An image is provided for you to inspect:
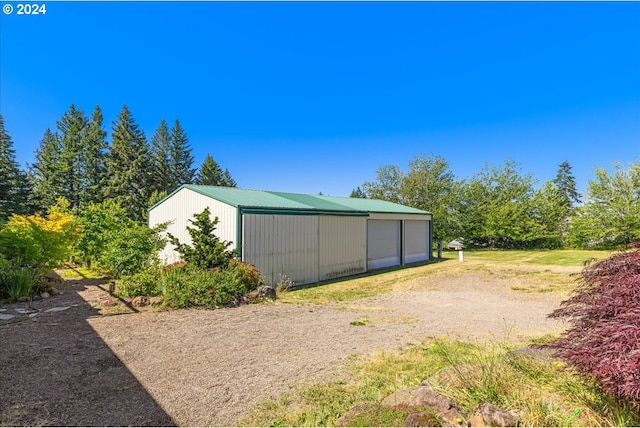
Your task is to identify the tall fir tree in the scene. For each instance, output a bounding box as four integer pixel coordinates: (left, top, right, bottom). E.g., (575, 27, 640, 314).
(81, 105, 108, 206)
(0, 115, 29, 221)
(150, 118, 173, 194)
(30, 128, 64, 211)
(56, 104, 89, 209)
(221, 168, 237, 187)
(195, 154, 224, 186)
(553, 161, 581, 215)
(169, 119, 195, 188)
(105, 105, 152, 222)
(349, 187, 367, 198)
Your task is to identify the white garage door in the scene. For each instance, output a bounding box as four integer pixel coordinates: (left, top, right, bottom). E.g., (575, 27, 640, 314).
(367, 220, 401, 269)
(404, 220, 429, 264)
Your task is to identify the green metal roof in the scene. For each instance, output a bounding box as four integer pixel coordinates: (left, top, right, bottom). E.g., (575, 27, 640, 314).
(173, 185, 431, 215)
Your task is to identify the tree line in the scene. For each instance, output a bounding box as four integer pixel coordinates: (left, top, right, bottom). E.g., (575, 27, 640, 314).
(0, 105, 237, 223)
(351, 154, 639, 250)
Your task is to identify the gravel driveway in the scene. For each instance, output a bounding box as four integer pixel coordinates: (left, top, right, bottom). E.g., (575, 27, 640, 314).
(0, 265, 569, 426)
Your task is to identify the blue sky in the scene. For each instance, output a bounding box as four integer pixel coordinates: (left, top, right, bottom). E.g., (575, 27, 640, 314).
(1, 1, 639, 197)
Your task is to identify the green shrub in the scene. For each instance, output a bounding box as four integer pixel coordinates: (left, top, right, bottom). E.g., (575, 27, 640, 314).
(161, 260, 262, 309)
(168, 207, 234, 270)
(118, 269, 162, 298)
(99, 222, 166, 278)
(0, 264, 35, 301)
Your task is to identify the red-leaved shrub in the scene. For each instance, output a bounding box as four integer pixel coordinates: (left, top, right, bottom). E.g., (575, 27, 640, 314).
(549, 249, 640, 409)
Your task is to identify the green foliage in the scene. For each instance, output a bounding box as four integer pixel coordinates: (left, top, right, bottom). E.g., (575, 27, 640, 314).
(568, 162, 640, 248)
(99, 221, 166, 278)
(74, 199, 130, 266)
(104, 104, 152, 223)
(0, 114, 29, 221)
(168, 207, 234, 269)
(118, 268, 162, 298)
(349, 186, 367, 198)
(161, 260, 261, 308)
(0, 198, 81, 267)
(195, 153, 237, 187)
(170, 119, 196, 187)
(553, 161, 581, 215)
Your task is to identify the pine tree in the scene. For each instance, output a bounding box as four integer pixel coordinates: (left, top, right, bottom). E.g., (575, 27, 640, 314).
(0, 115, 29, 221)
(553, 161, 581, 214)
(150, 118, 173, 194)
(195, 154, 224, 186)
(30, 128, 64, 211)
(82, 105, 108, 207)
(169, 119, 195, 188)
(105, 105, 152, 222)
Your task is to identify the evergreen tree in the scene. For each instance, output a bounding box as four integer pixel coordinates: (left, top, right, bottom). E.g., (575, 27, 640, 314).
(195, 154, 224, 186)
(0, 115, 29, 221)
(150, 118, 173, 194)
(169, 119, 195, 188)
(82, 105, 108, 206)
(349, 187, 367, 198)
(30, 128, 64, 211)
(105, 105, 152, 222)
(56, 104, 88, 209)
(553, 161, 581, 214)
(221, 168, 237, 187)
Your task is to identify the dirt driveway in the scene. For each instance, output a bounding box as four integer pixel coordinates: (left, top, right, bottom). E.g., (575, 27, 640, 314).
(0, 263, 570, 426)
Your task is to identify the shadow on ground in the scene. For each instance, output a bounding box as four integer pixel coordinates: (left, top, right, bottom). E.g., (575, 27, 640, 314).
(0, 273, 175, 426)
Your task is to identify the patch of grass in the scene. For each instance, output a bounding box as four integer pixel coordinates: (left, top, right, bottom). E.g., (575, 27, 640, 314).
(241, 337, 640, 427)
(350, 319, 369, 326)
(464, 250, 611, 267)
(58, 267, 107, 280)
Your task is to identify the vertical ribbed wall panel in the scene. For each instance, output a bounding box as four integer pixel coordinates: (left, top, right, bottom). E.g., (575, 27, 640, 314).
(319, 216, 367, 280)
(403, 220, 430, 264)
(242, 214, 319, 286)
(148, 188, 237, 264)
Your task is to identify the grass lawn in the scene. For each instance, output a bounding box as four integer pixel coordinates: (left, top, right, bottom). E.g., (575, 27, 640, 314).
(454, 249, 613, 266)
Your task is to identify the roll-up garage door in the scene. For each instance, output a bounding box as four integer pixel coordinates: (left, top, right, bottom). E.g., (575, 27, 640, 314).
(404, 220, 429, 264)
(367, 220, 401, 269)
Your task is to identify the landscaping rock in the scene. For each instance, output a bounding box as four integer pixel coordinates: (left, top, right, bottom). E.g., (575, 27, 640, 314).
(382, 386, 465, 426)
(150, 297, 163, 306)
(469, 403, 519, 427)
(131, 296, 150, 307)
(381, 386, 421, 406)
(0, 314, 15, 320)
(99, 297, 119, 307)
(257, 285, 276, 299)
(40, 292, 50, 299)
(404, 411, 440, 427)
(45, 306, 70, 313)
(335, 403, 373, 426)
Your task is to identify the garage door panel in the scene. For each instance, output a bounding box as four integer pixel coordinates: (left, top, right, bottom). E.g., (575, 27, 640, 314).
(367, 220, 401, 269)
(404, 220, 429, 264)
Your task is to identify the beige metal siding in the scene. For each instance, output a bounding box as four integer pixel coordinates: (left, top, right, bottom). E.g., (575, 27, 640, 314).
(367, 220, 402, 269)
(148, 188, 237, 264)
(319, 216, 367, 281)
(242, 214, 319, 286)
(404, 220, 429, 264)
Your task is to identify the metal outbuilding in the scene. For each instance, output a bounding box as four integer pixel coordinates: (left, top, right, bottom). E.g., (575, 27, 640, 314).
(149, 185, 433, 286)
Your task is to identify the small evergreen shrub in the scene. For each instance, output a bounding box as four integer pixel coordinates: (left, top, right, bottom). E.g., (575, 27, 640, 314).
(168, 207, 234, 270)
(549, 249, 640, 409)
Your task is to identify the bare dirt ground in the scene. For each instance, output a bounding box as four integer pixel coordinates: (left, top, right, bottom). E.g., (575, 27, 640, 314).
(0, 262, 572, 426)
